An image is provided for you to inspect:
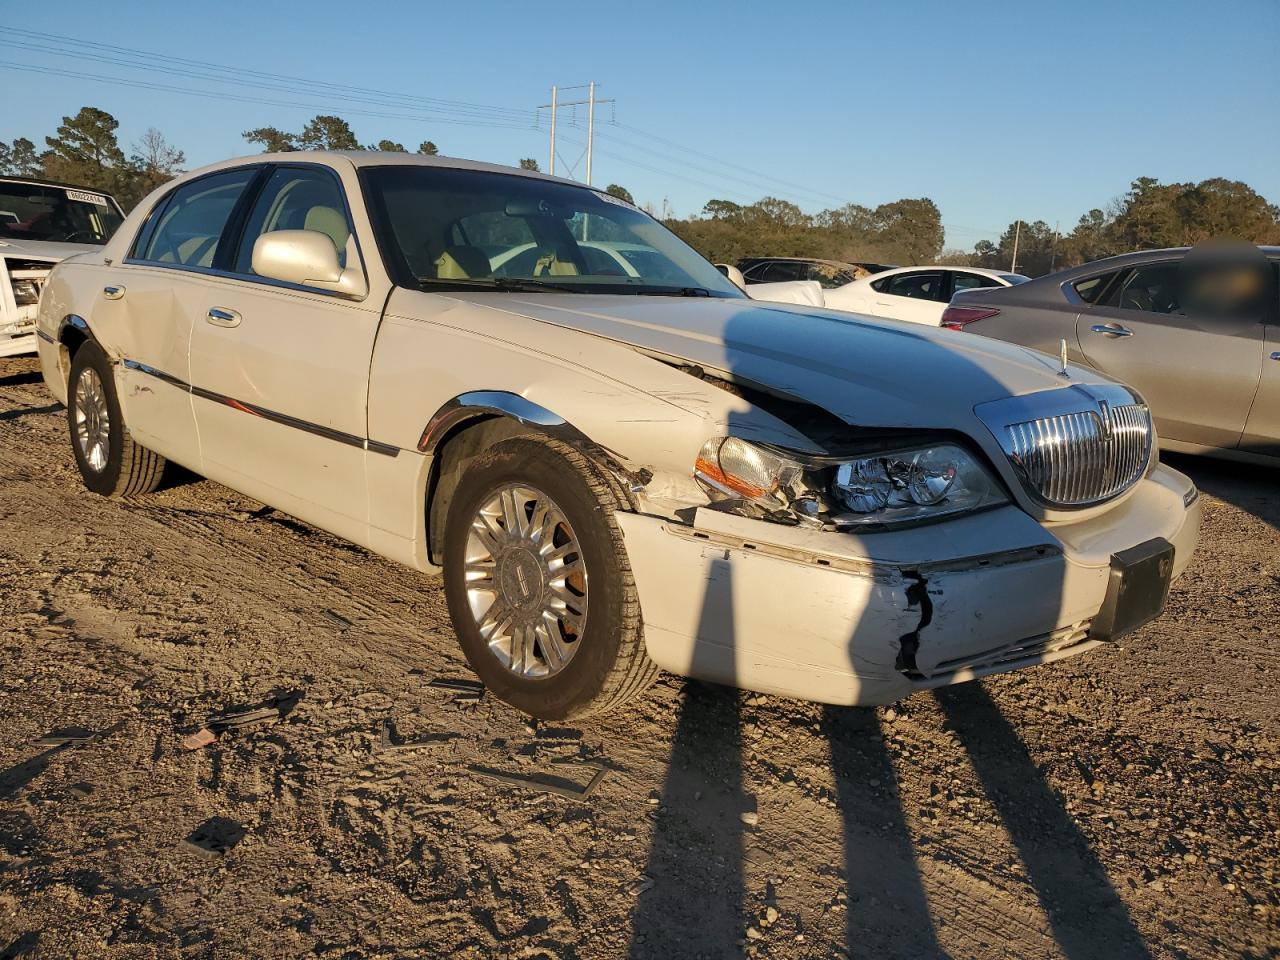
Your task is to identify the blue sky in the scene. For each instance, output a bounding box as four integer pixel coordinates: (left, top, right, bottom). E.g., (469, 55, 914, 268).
(2, 0, 1277, 248)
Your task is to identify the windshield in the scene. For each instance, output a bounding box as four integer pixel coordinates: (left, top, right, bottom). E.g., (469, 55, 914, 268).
(1001, 273, 1031, 285)
(362, 166, 743, 297)
(0, 181, 124, 245)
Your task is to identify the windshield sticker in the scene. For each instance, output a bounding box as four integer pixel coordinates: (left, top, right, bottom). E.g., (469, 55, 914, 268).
(594, 191, 639, 211)
(66, 189, 108, 206)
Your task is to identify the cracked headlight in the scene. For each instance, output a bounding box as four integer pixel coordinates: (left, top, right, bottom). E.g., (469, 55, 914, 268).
(694, 437, 1006, 529)
(830, 444, 1007, 526)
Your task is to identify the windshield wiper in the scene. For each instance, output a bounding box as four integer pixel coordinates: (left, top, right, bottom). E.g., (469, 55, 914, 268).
(416, 276, 584, 294)
(631, 286, 714, 297)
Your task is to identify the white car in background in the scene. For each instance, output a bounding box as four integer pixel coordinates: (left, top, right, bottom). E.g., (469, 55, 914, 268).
(824, 265, 1030, 326)
(0, 177, 125, 357)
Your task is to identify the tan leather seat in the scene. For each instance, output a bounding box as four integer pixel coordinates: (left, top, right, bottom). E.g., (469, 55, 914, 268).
(160, 235, 217, 266)
(534, 250, 579, 276)
(304, 206, 350, 264)
(435, 245, 492, 279)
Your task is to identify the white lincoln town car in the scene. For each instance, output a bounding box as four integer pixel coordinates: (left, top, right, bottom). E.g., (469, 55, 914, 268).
(36, 153, 1201, 719)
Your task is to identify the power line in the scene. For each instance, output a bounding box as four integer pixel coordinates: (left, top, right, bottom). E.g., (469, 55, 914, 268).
(612, 120, 852, 207)
(1, 28, 1005, 243)
(0, 62, 537, 132)
(0, 28, 534, 122)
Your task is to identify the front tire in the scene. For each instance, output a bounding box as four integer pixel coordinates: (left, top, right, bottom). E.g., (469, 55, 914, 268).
(442, 436, 657, 719)
(67, 341, 166, 497)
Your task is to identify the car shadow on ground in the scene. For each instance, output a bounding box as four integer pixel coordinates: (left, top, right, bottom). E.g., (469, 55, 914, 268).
(0, 402, 61, 422)
(1163, 452, 1279, 533)
(0, 366, 43, 388)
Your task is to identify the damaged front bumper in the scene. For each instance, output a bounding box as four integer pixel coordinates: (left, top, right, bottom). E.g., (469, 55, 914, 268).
(616, 464, 1201, 706)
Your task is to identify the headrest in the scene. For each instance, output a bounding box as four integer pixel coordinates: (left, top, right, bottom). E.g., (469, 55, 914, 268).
(304, 206, 350, 258)
(435, 245, 492, 279)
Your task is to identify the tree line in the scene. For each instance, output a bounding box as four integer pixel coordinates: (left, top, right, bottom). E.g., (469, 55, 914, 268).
(0, 106, 551, 211)
(670, 177, 1280, 275)
(4, 106, 1276, 275)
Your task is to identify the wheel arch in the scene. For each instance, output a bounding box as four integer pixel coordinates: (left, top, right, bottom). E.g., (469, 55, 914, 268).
(420, 391, 636, 565)
(52, 314, 95, 389)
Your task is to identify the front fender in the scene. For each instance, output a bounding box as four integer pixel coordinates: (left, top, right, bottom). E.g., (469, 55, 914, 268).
(367, 289, 821, 475)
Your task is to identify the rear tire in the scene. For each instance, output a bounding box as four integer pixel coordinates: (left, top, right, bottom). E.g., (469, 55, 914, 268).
(67, 341, 166, 497)
(442, 436, 658, 719)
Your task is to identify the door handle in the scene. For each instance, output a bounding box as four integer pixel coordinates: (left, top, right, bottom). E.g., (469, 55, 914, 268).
(1089, 323, 1133, 338)
(103, 285, 125, 300)
(206, 307, 241, 328)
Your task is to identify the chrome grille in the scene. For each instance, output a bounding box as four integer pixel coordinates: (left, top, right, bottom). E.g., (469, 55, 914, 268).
(976, 384, 1153, 509)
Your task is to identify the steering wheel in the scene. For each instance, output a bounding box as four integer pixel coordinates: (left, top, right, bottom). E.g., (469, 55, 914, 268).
(62, 230, 99, 244)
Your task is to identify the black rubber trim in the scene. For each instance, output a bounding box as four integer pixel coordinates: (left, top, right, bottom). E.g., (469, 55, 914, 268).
(120, 359, 399, 457)
(36, 329, 55, 344)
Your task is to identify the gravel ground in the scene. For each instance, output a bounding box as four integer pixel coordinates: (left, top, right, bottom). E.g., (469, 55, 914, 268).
(0, 352, 1276, 960)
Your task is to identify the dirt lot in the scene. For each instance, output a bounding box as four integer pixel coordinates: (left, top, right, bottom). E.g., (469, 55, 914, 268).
(0, 352, 1276, 960)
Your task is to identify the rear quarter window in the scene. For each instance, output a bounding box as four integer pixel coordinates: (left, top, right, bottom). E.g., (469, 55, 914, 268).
(1071, 272, 1116, 304)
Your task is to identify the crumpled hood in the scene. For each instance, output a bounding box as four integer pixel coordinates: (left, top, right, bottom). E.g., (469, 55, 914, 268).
(0, 238, 102, 263)
(460, 293, 1112, 430)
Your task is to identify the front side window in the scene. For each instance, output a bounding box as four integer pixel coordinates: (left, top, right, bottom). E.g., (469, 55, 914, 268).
(0, 180, 123, 245)
(1113, 262, 1181, 315)
(234, 167, 353, 275)
(362, 166, 742, 297)
(140, 169, 257, 267)
(875, 271, 944, 300)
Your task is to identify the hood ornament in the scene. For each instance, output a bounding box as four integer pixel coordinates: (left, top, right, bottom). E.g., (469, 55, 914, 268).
(1058, 338, 1070, 378)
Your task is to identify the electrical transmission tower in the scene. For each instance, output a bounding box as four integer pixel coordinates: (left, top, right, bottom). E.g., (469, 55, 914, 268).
(537, 82, 615, 184)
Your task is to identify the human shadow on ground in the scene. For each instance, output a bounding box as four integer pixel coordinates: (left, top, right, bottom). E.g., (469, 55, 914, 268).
(936, 683, 1152, 959)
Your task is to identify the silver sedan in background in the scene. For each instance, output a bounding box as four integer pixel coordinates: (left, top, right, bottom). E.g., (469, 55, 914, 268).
(944, 246, 1280, 465)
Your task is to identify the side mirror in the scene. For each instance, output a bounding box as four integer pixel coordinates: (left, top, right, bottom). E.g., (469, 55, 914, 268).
(716, 263, 747, 290)
(251, 230, 367, 297)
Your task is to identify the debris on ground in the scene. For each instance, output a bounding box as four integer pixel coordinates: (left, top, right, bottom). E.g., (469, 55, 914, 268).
(376, 717, 459, 753)
(467, 758, 609, 801)
(180, 691, 303, 750)
(181, 817, 247, 860)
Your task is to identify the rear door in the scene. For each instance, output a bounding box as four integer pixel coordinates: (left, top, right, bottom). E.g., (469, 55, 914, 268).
(109, 166, 262, 467)
(1240, 264, 1280, 458)
(1078, 259, 1264, 447)
(185, 163, 382, 540)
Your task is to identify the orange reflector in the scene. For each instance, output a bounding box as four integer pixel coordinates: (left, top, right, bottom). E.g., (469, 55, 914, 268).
(695, 456, 768, 500)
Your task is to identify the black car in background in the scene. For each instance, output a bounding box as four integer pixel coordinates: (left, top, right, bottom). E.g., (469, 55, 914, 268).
(736, 256, 894, 288)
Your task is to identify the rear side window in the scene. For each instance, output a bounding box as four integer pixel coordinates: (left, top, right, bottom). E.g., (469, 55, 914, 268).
(1071, 272, 1114, 304)
(234, 167, 352, 275)
(952, 272, 1001, 293)
(761, 261, 806, 282)
(139, 169, 258, 268)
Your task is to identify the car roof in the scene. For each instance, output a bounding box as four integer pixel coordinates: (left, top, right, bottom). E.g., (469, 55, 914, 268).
(0, 175, 121, 199)
(868, 265, 1017, 279)
(740, 256, 858, 267)
(1053, 245, 1280, 279)
(182, 150, 589, 190)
